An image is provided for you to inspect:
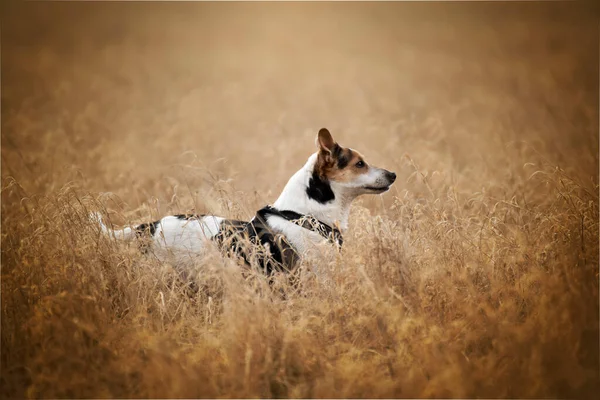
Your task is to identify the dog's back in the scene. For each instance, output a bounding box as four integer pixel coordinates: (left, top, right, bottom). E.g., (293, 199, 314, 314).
(94, 212, 299, 274)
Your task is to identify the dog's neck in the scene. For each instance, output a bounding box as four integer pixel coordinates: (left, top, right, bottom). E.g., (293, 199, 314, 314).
(273, 153, 354, 231)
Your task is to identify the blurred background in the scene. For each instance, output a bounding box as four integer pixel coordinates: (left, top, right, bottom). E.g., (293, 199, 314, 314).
(2, 2, 599, 398)
(2, 1, 598, 212)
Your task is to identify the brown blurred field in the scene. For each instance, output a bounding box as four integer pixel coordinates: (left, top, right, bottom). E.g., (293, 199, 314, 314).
(1, 1, 599, 398)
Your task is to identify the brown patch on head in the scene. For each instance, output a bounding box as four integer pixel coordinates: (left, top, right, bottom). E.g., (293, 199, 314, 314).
(314, 128, 370, 183)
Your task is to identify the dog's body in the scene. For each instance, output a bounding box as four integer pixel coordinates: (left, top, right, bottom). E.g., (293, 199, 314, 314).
(94, 128, 396, 273)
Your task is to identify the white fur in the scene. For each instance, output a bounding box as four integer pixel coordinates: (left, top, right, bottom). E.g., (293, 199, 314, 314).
(91, 212, 136, 240)
(93, 212, 224, 264)
(150, 216, 224, 264)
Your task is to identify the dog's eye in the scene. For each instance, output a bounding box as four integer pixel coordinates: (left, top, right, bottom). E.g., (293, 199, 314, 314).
(355, 160, 365, 168)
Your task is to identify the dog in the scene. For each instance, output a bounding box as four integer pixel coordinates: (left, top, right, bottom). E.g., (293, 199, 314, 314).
(92, 128, 396, 275)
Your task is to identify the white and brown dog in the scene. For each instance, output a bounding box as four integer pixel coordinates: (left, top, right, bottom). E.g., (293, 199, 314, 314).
(92, 128, 396, 274)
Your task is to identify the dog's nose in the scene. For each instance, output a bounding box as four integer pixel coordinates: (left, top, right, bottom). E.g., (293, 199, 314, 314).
(387, 171, 397, 183)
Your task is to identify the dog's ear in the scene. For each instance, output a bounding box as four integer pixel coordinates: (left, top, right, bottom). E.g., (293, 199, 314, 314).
(316, 128, 336, 154)
(315, 128, 340, 177)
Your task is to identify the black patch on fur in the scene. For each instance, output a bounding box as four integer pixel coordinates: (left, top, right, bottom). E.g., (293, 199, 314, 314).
(331, 143, 342, 158)
(134, 220, 160, 254)
(135, 220, 160, 237)
(329, 144, 349, 169)
(306, 171, 335, 203)
(337, 152, 349, 169)
(174, 213, 204, 220)
(212, 217, 296, 276)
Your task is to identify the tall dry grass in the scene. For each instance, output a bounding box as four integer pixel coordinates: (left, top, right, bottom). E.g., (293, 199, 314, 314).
(1, 1, 599, 398)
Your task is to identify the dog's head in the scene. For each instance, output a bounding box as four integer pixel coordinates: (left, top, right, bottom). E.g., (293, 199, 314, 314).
(308, 128, 396, 202)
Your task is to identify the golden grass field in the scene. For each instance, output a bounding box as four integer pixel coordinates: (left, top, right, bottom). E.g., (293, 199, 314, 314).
(2, 1, 599, 398)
